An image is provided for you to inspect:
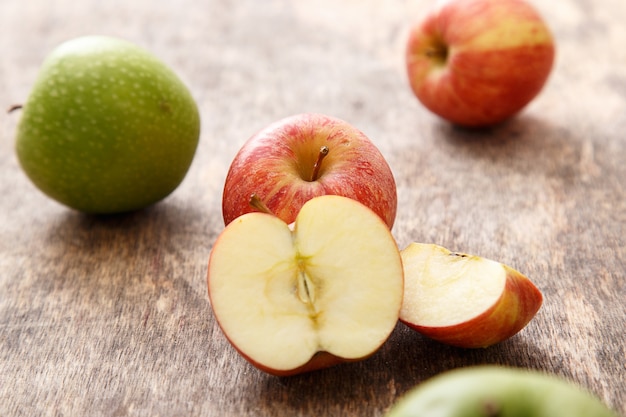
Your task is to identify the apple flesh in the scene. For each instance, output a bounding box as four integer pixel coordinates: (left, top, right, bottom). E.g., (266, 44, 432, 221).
(385, 366, 618, 417)
(15, 36, 200, 213)
(207, 195, 404, 376)
(400, 243, 542, 348)
(221, 113, 397, 229)
(406, 0, 555, 127)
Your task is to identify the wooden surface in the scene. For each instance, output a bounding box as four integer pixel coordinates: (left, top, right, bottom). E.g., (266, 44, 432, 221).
(1, 1, 625, 416)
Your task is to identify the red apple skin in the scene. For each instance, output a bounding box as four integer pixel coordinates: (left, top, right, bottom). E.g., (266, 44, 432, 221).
(402, 265, 543, 348)
(226, 347, 365, 377)
(406, 0, 555, 127)
(251, 352, 345, 378)
(222, 113, 397, 228)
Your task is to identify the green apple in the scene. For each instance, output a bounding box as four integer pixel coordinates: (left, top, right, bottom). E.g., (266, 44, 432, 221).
(14, 36, 200, 213)
(385, 366, 618, 417)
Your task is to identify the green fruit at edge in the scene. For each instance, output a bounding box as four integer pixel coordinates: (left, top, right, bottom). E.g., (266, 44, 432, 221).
(15, 36, 201, 214)
(385, 366, 618, 417)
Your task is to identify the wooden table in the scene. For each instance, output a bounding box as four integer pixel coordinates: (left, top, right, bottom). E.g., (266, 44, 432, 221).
(1, 0, 624, 416)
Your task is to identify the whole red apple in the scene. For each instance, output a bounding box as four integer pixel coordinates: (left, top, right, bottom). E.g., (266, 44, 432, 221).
(405, 0, 556, 127)
(222, 113, 397, 228)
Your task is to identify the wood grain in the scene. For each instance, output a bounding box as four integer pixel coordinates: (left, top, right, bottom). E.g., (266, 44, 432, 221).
(1, 0, 625, 416)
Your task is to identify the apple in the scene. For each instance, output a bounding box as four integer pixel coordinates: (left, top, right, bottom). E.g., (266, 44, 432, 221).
(207, 195, 404, 376)
(14, 36, 200, 213)
(385, 366, 618, 417)
(399, 243, 542, 348)
(221, 113, 397, 229)
(405, 0, 555, 127)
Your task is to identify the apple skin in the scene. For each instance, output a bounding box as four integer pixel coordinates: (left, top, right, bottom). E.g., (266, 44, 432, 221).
(385, 366, 618, 417)
(400, 246, 543, 349)
(221, 113, 397, 229)
(228, 349, 351, 378)
(405, 0, 555, 127)
(15, 36, 200, 213)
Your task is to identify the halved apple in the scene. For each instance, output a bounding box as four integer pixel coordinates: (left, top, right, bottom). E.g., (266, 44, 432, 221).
(207, 195, 404, 376)
(400, 243, 542, 348)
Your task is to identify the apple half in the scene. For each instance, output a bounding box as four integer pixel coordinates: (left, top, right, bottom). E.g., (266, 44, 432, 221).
(400, 243, 542, 348)
(207, 195, 404, 376)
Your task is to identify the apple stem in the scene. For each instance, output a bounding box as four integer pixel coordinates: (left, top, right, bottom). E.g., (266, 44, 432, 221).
(309, 146, 329, 182)
(483, 401, 501, 417)
(7, 104, 23, 114)
(424, 43, 448, 65)
(249, 193, 273, 215)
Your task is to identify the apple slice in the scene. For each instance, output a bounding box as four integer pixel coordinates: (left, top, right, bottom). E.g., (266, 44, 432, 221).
(207, 195, 404, 376)
(400, 243, 542, 348)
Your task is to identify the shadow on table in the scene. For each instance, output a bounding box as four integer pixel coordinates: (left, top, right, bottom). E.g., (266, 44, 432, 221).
(249, 322, 552, 415)
(448, 114, 585, 181)
(394, 113, 587, 188)
(37, 199, 215, 305)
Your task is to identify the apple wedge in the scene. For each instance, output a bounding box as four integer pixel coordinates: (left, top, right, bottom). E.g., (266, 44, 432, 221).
(400, 243, 542, 348)
(207, 195, 404, 376)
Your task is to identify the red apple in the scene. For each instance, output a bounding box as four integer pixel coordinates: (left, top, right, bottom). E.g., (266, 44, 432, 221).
(222, 113, 397, 229)
(400, 243, 542, 348)
(405, 0, 556, 127)
(207, 195, 404, 376)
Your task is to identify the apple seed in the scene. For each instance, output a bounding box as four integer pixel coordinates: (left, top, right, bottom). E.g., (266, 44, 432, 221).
(296, 267, 317, 307)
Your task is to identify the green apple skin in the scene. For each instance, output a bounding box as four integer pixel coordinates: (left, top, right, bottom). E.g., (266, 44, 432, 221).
(15, 36, 200, 214)
(386, 366, 617, 417)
